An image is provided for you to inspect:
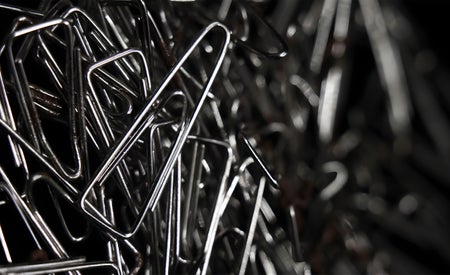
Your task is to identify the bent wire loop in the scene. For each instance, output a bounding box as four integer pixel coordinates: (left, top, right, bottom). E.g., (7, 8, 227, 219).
(79, 21, 231, 239)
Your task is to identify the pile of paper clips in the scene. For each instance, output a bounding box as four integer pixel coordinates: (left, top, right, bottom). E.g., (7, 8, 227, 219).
(1, 0, 450, 274)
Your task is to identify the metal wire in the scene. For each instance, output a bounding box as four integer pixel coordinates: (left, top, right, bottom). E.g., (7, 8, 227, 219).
(1, 0, 450, 274)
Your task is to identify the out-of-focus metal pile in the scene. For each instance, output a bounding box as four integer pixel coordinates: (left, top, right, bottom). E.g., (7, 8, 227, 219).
(1, 0, 450, 274)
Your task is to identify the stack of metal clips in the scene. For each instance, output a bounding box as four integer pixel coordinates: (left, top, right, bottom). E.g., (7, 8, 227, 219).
(1, 0, 450, 274)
